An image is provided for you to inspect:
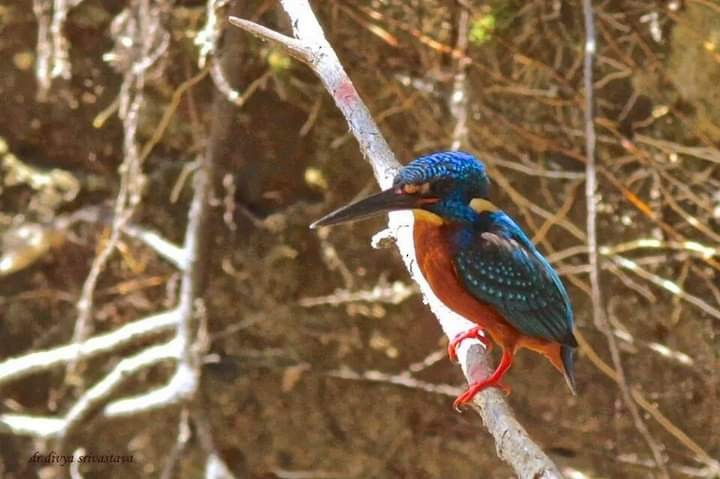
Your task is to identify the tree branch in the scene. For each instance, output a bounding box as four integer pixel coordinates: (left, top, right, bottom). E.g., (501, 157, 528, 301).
(230, 2, 562, 477)
(123, 225, 187, 270)
(0, 309, 178, 388)
(0, 337, 180, 438)
(227, 17, 312, 63)
(0, 150, 210, 435)
(101, 150, 211, 418)
(581, 2, 669, 477)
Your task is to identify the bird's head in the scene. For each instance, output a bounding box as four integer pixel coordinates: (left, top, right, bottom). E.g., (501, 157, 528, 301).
(311, 151, 492, 228)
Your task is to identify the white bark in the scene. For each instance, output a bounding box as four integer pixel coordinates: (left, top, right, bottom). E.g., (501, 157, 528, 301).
(0, 310, 178, 387)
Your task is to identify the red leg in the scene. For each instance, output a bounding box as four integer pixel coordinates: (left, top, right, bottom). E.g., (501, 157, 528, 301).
(447, 326, 493, 363)
(453, 348, 513, 411)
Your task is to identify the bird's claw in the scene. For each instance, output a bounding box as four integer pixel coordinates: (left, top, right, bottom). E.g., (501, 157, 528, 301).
(452, 382, 511, 412)
(447, 326, 493, 363)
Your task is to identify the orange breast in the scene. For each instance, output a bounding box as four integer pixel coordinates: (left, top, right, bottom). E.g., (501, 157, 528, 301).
(412, 211, 566, 367)
(412, 212, 518, 346)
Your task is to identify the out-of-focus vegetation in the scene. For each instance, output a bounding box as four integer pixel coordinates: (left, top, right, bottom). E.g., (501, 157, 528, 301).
(469, 8, 497, 46)
(0, 0, 718, 478)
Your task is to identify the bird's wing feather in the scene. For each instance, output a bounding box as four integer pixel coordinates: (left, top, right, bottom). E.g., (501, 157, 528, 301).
(452, 214, 576, 346)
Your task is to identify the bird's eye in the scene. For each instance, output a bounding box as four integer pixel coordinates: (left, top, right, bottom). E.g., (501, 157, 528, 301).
(402, 182, 430, 195)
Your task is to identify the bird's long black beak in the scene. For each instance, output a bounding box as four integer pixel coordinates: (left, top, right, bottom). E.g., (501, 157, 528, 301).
(310, 188, 426, 228)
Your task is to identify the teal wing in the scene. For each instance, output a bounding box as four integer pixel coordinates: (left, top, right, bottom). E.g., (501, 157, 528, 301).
(452, 213, 576, 346)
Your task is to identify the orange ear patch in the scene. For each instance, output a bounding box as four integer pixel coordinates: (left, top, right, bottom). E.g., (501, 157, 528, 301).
(403, 182, 431, 195)
(469, 198, 498, 213)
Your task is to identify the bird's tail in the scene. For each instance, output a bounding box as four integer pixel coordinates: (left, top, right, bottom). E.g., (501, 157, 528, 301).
(537, 341, 577, 395)
(561, 344, 577, 395)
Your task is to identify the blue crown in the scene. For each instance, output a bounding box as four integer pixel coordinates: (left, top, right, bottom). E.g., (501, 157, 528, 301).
(394, 151, 490, 198)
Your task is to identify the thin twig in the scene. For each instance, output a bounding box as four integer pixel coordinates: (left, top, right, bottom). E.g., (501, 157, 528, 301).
(328, 367, 462, 397)
(159, 409, 192, 479)
(298, 280, 417, 307)
(581, 2, 669, 477)
(71, 0, 168, 354)
(123, 225, 187, 269)
(33, 0, 53, 100)
(102, 153, 209, 417)
(574, 330, 720, 475)
(449, 6, 470, 150)
(609, 254, 720, 321)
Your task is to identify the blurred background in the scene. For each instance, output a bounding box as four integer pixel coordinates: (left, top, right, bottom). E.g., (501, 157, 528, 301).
(0, 0, 718, 477)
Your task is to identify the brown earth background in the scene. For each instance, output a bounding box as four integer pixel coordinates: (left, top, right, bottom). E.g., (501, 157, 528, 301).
(0, 0, 719, 478)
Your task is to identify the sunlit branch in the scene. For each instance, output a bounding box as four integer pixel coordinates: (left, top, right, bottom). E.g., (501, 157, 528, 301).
(581, 2, 669, 477)
(0, 310, 178, 388)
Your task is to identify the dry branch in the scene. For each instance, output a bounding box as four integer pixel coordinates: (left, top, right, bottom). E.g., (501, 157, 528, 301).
(0, 156, 209, 437)
(101, 151, 210, 418)
(1, 1, 226, 476)
(72, 0, 170, 348)
(0, 309, 178, 388)
(0, 337, 180, 438)
(230, 2, 563, 477)
(581, 2, 669, 477)
(123, 225, 187, 269)
(32, 0, 83, 100)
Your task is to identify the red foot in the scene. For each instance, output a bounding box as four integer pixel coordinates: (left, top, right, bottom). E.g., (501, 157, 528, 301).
(453, 349, 513, 412)
(448, 326, 493, 363)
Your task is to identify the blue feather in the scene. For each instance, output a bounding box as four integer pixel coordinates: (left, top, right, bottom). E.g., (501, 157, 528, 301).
(452, 211, 576, 346)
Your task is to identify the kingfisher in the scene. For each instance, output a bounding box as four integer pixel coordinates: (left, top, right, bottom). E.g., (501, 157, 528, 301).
(311, 151, 577, 409)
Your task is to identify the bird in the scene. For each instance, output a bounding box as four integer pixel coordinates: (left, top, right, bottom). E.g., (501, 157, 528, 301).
(310, 151, 577, 410)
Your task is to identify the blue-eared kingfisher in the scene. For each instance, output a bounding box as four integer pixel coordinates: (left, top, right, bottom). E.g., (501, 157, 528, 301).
(311, 151, 577, 409)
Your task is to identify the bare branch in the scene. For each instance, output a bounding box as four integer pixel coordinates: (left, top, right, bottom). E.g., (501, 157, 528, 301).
(230, 2, 563, 477)
(33, 0, 53, 100)
(609, 254, 720, 320)
(103, 360, 195, 417)
(49, 0, 81, 80)
(0, 414, 65, 439)
(160, 408, 192, 479)
(0, 136, 210, 436)
(32, 0, 83, 100)
(123, 225, 187, 270)
(0, 337, 180, 438)
(195, 0, 227, 69)
(72, 1, 168, 346)
(227, 17, 312, 62)
(0, 309, 178, 387)
(449, 7, 470, 150)
(103, 150, 211, 416)
(581, 2, 669, 477)
(204, 453, 237, 479)
(298, 280, 417, 307)
(194, 406, 238, 479)
(61, 338, 182, 435)
(328, 367, 462, 397)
